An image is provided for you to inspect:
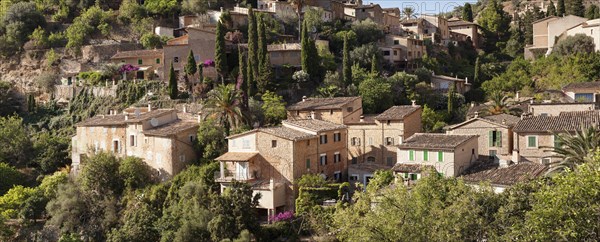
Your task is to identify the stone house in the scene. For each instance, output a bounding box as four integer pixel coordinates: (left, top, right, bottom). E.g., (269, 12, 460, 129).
(447, 17, 481, 49)
(562, 81, 600, 103)
(528, 102, 595, 116)
(71, 107, 199, 180)
(446, 113, 520, 161)
(461, 161, 547, 193)
(524, 15, 587, 59)
(379, 34, 426, 69)
(239, 43, 302, 67)
(561, 19, 600, 52)
(401, 15, 450, 44)
(344, 3, 383, 24)
(382, 7, 401, 34)
(286, 96, 364, 124)
(512, 111, 600, 164)
(346, 105, 422, 167)
(110, 49, 163, 80)
(394, 133, 479, 182)
(162, 27, 232, 82)
(430, 74, 471, 94)
(215, 118, 347, 215)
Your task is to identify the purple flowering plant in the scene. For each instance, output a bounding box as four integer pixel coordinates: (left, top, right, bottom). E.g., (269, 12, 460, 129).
(269, 211, 294, 222)
(119, 64, 139, 73)
(203, 59, 215, 67)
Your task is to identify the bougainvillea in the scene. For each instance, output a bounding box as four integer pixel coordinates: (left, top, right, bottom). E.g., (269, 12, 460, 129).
(203, 59, 215, 67)
(269, 211, 294, 222)
(119, 64, 139, 73)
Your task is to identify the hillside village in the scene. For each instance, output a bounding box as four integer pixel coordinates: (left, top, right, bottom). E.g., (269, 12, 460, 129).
(3, 0, 600, 241)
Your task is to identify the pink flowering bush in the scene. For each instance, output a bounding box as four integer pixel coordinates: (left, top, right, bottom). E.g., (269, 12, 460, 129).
(119, 64, 139, 73)
(270, 211, 294, 222)
(203, 59, 215, 67)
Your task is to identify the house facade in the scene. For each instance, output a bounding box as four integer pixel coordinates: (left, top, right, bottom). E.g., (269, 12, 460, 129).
(215, 119, 347, 216)
(562, 81, 600, 103)
(448, 17, 481, 48)
(71, 108, 199, 180)
(430, 74, 471, 94)
(524, 15, 587, 59)
(446, 113, 520, 161)
(528, 102, 596, 116)
(287, 96, 364, 124)
(562, 19, 600, 52)
(395, 133, 479, 182)
(110, 49, 163, 80)
(379, 34, 425, 69)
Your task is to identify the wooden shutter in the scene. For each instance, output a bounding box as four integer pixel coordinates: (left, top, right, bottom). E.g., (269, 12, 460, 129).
(497, 131, 502, 147)
(489, 131, 494, 147)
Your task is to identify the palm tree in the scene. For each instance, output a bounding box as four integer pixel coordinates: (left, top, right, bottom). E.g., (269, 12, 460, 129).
(205, 84, 244, 134)
(481, 91, 523, 116)
(403, 7, 416, 19)
(547, 125, 600, 174)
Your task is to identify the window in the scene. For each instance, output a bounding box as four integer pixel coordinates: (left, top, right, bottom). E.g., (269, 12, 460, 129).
(394, 40, 399, 45)
(424, 150, 429, 161)
(351, 157, 357, 164)
(368, 137, 373, 145)
(387, 120, 391, 125)
(554, 134, 561, 148)
(385, 137, 394, 146)
(320, 135, 328, 144)
(130, 135, 136, 147)
(350, 174, 359, 181)
(367, 156, 375, 163)
(138, 59, 143, 65)
(394, 50, 398, 55)
(174, 57, 179, 63)
(156, 58, 160, 64)
(540, 113, 548, 117)
(189, 135, 195, 143)
(334, 171, 342, 182)
(271, 140, 277, 148)
(334, 152, 341, 163)
(320, 154, 327, 165)
(386, 157, 394, 166)
(541, 158, 551, 165)
(334, 132, 341, 142)
(489, 131, 502, 147)
(307, 140, 310, 146)
(409, 173, 418, 181)
(330, 109, 334, 115)
(179, 154, 186, 162)
(383, 51, 390, 56)
(574, 93, 594, 102)
(347, 107, 353, 112)
(306, 159, 311, 169)
(409, 150, 415, 161)
(144, 138, 148, 144)
(113, 140, 120, 153)
(527, 136, 538, 148)
(351, 137, 361, 146)
(438, 151, 443, 162)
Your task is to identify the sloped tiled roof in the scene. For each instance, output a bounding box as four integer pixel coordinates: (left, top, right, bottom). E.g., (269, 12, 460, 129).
(562, 81, 600, 91)
(374, 105, 421, 120)
(215, 152, 259, 161)
(282, 119, 346, 132)
(345, 114, 377, 125)
(76, 109, 175, 127)
(448, 19, 477, 27)
(481, 114, 521, 126)
(260, 126, 316, 141)
(461, 162, 547, 186)
(513, 114, 600, 132)
(287, 97, 360, 111)
(398, 133, 477, 151)
(559, 110, 600, 118)
(392, 163, 435, 173)
(143, 120, 198, 137)
(111, 49, 163, 59)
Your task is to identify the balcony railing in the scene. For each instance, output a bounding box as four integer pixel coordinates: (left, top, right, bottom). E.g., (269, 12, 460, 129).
(214, 171, 255, 182)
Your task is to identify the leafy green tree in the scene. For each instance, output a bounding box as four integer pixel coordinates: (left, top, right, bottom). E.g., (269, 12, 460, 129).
(32, 132, 70, 173)
(65, 6, 111, 55)
(557, 0, 565, 16)
(477, 0, 511, 52)
(168, 62, 178, 99)
(247, 6, 258, 96)
(370, 54, 378, 75)
(106, 200, 160, 242)
(342, 33, 352, 87)
(209, 181, 260, 241)
(350, 43, 381, 70)
(181, 0, 215, 15)
(144, 0, 177, 16)
(462, 3, 473, 22)
(0, 116, 30, 167)
(0, 185, 37, 219)
(118, 0, 147, 23)
(0, 162, 22, 195)
(504, 24, 524, 57)
(196, 118, 227, 160)
(215, 19, 227, 84)
(358, 76, 393, 114)
(79, 152, 123, 196)
(547, 0, 557, 16)
(585, 5, 600, 19)
(0, 81, 21, 116)
(261, 91, 286, 125)
(140, 33, 163, 49)
(351, 19, 385, 46)
(552, 34, 595, 56)
(570, 0, 585, 17)
(422, 105, 447, 132)
(205, 84, 243, 133)
(303, 7, 324, 32)
(119, 156, 155, 190)
(2, 2, 46, 43)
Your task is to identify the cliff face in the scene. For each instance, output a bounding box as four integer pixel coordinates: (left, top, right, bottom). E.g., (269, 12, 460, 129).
(0, 42, 141, 95)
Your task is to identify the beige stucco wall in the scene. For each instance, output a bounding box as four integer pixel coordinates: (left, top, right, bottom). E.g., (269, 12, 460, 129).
(286, 97, 363, 124)
(446, 119, 512, 158)
(565, 23, 600, 52)
(448, 24, 480, 48)
(514, 132, 558, 164)
(270, 50, 301, 66)
(529, 103, 595, 116)
(163, 29, 219, 82)
(547, 15, 587, 50)
(112, 55, 163, 80)
(532, 18, 554, 47)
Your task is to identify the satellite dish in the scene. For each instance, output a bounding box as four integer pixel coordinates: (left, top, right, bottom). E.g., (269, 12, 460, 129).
(150, 118, 159, 127)
(134, 109, 141, 118)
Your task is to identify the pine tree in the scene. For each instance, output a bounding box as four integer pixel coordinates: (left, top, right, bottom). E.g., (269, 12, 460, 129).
(168, 62, 178, 99)
(247, 5, 258, 96)
(557, 0, 565, 16)
(215, 19, 227, 84)
(370, 54, 377, 75)
(447, 84, 455, 116)
(473, 57, 481, 87)
(462, 3, 473, 22)
(342, 33, 352, 87)
(571, 0, 585, 17)
(547, 0, 557, 16)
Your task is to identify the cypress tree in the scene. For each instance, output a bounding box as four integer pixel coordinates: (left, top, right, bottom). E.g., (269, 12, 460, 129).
(547, 0, 557, 16)
(247, 5, 258, 96)
(462, 3, 473, 22)
(198, 64, 204, 83)
(447, 84, 455, 116)
(301, 19, 310, 76)
(571, 0, 585, 17)
(370, 54, 377, 75)
(257, 14, 267, 73)
(184, 50, 197, 77)
(238, 46, 248, 99)
(168, 62, 178, 99)
(557, 0, 565, 16)
(257, 15, 271, 94)
(342, 33, 351, 87)
(27, 94, 35, 112)
(258, 51, 273, 94)
(215, 19, 227, 84)
(474, 57, 481, 87)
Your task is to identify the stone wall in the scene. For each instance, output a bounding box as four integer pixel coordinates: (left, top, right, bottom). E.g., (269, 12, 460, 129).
(54, 85, 118, 101)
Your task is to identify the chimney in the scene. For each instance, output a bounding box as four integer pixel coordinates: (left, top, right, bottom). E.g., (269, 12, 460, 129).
(310, 111, 316, 119)
(499, 159, 511, 168)
(411, 100, 416, 107)
(125, 114, 129, 121)
(465, 77, 468, 84)
(470, 102, 475, 108)
(474, 111, 479, 118)
(516, 91, 520, 100)
(148, 103, 152, 112)
(183, 105, 188, 113)
(359, 115, 364, 122)
(398, 136, 403, 144)
(502, 119, 506, 125)
(302, 96, 307, 102)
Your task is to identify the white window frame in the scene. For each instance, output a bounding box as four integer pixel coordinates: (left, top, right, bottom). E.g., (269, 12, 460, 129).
(334, 152, 340, 163)
(320, 153, 327, 166)
(130, 135, 136, 147)
(527, 135, 538, 148)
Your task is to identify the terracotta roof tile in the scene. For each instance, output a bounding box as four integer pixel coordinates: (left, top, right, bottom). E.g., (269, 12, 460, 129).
(481, 114, 521, 126)
(287, 97, 360, 111)
(282, 119, 346, 132)
(562, 81, 600, 91)
(374, 105, 421, 120)
(143, 120, 198, 137)
(398, 133, 477, 151)
(215, 152, 259, 161)
(345, 114, 378, 125)
(448, 19, 477, 27)
(513, 113, 600, 132)
(76, 109, 176, 127)
(111, 49, 163, 59)
(259, 126, 316, 140)
(461, 162, 547, 186)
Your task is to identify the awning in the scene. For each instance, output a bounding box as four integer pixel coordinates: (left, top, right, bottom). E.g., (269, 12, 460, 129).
(215, 152, 259, 161)
(138, 66, 151, 71)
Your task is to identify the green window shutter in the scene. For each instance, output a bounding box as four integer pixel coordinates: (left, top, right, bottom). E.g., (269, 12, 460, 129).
(409, 150, 414, 161)
(138, 59, 143, 65)
(424, 150, 428, 161)
(156, 58, 160, 64)
(306, 159, 310, 169)
(554, 134, 561, 148)
(497, 131, 502, 147)
(438, 151, 443, 162)
(528, 136, 536, 147)
(489, 130, 493, 147)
